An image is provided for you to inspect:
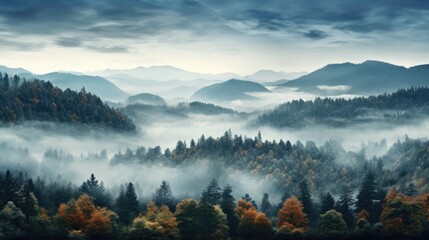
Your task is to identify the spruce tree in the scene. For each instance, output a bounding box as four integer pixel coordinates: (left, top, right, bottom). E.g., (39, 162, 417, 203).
(298, 180, 313, 224)
(320, 192, 335, 214)
(337, 185, 355, 229)
(220, 185, 239, 236)
(201, 179, 221, 205)
(260, 193, 272, 217)
(115, 183, 139, 224)
(355, 172, 376, 214)
(153, 180, 175, 210)
(0, 170, 19, 206)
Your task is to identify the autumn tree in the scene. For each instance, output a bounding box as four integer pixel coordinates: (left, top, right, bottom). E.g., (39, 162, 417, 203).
(277, 196, 308, 233)
(242, 193, 257, 209)
(58, 194, 117, 238)
(236, 198, 272, 238)
(379, 189, 428, 238)
(129, 201, 180, 240)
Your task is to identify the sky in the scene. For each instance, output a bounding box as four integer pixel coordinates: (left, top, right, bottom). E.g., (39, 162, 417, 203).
(0, 0, 428, 75)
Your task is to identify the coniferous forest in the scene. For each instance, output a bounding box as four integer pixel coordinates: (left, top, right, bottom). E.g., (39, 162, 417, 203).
(1, 1, 429, 239)
(1, 67, 429, 240)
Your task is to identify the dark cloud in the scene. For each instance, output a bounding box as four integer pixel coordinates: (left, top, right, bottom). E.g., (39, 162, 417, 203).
(304, 30, 329, 40)
(55, 37, 82, 47)
(0, 0, 428, 50)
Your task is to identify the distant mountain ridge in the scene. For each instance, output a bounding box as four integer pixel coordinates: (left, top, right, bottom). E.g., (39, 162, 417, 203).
(0, 66, 129, 101)
(91, 65, 304, 83)
(278, 60, 429, 95)
(37, 72, 130, 101)
(191, 79, 270, 103)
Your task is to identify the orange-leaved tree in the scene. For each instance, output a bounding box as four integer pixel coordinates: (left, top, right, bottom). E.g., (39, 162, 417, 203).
(277, 196, 308, 233)
(235, 198, 272, 238)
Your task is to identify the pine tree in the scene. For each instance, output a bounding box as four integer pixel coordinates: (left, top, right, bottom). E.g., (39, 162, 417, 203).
(355, 172, 376, 215)
(220, 185, 239, 236)
(320, 192, 335, 214)
(80, 173, 108, 207)
(260, 193, 272, 217)
(115, 183, 139, 224)
(153, 180, 175, 210)
(201, 179, 222, 205)
(337, 185, 355, 229)
(298, 180, 313, 224)
(17, 178, 39, 220)
(0, 170, 19, 206)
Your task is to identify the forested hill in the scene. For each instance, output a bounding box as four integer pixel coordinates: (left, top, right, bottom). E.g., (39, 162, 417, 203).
(0, 73, 136, 131)
(255, 87, 429, 128)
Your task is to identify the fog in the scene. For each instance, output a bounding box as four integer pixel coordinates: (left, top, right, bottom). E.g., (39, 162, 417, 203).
(2, 101, 429, 204)
(1, 82, 429, 205)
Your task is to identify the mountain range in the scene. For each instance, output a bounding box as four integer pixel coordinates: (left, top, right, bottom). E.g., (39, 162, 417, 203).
(277, 60, 429, 95)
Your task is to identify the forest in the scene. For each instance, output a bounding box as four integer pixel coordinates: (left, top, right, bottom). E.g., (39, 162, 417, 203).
(2, 131, 429, 239)
(0, 73, 136, 131)
(255, 87, 429, 128)
(1, 168, 428, 240)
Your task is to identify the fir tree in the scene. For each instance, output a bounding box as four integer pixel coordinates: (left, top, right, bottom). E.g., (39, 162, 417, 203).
(260, 193, 272, 217)
(298, 179, 313, 225)
(220, 185, 239, 236)
(320, 192, 335, 214)
(355, 172, 376, 215)
(201, 179, 221, 205)
(153, 180, 175, 210)
(337, 185, 355, 229)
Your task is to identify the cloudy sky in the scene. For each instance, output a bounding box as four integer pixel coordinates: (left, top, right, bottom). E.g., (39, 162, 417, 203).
(0, 0, 428, 74)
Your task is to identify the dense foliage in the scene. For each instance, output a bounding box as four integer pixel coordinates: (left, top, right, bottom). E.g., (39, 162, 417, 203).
(1, 170, 429, 239)
(255, 87, 429, 128)
(0, 72, 136, 131)
(110, 130, 421, 197)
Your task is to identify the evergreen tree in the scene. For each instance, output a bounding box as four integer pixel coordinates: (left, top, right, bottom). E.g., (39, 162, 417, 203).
(337, 185, 355, 229)
(260, 193, 272, 217)
(355, 172, 376, 215)
(320, 192, 335, 214)
(17, 178, 39, 220)
(220, 185, 239, 236)
(201, 179, 221, 205)
(79, 173, 109, 207)
(298, 180, 313, 225)
(0, 170, 19, 206)
(153, 180, 175, 210)
(115, 183, 139, 225)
